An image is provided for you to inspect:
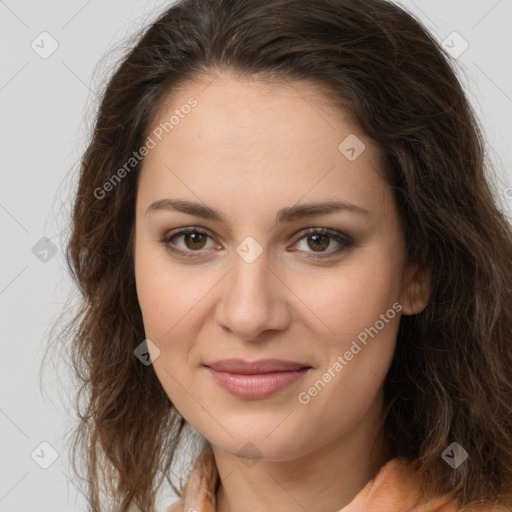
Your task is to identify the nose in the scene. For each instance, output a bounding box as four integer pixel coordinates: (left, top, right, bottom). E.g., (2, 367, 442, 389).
(214, 247, 291, 341)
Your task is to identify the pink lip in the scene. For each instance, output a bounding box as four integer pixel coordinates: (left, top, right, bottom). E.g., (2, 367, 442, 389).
(203, 359, 312, 400)
(205, 358, 311, 373)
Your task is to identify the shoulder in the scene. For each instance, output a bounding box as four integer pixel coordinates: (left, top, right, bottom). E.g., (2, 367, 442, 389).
(375, 458, 512, 512)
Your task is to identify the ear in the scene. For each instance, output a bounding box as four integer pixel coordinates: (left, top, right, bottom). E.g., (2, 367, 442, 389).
(399, 263, 432, 316)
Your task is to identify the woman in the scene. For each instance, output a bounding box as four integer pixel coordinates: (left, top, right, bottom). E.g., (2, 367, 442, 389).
(54, 0, 512, 510)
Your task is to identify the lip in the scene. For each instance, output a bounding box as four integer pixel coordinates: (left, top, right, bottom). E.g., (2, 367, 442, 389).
(204, 358, 311, 373)
(203, 359, 312, 400)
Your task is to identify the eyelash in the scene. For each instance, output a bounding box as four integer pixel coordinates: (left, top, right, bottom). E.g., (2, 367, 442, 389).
(160, 226, 354, 260)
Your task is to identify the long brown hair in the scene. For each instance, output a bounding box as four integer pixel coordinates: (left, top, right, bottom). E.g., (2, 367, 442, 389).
(44, 0, 512, 510)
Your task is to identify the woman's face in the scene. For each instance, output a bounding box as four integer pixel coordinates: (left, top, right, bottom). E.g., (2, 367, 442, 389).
(134, 72, 430, 461)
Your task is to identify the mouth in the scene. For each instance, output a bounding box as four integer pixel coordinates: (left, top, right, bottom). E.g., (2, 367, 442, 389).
(203, 358, 312, 400)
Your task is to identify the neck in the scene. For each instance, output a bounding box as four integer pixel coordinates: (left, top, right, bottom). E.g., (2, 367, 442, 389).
(211, 391, 392, 512)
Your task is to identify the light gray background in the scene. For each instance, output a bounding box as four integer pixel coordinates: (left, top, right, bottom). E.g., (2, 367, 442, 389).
(1, 1, 511, 511)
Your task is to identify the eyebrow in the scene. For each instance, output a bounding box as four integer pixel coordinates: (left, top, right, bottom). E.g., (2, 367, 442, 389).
(145, 198, 372, 223)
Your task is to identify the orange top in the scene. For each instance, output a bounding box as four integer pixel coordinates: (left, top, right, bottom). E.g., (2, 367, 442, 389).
(167, 444, 509, 512)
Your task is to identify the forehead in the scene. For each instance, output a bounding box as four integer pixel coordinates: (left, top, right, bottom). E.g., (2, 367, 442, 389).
(150, 71, 365, 150)
(137, 72, 390, 219)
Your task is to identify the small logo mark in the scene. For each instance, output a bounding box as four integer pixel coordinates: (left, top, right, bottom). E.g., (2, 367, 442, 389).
(32, 237, 58, 263)
(31, 31, 59, 59)
(31, 441, 59, 469)
(338, 134, 366, 161)
(236, 441, 263, 468)
(442, 442, 468, 468)
(134, 338, 161, 365)
(441, 31, 469, 59)
(236, 236, 263, 264)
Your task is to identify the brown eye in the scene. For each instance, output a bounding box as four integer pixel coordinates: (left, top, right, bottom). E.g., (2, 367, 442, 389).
(161, 227, 218, 258)
(182, 232, 208, 250)
(161, 226, 353, 260)
(306, 233, 330, 252)
(292, 228, 353, 259)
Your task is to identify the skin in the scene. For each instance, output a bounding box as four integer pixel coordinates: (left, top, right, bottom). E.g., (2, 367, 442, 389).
(134, 70, 431, 512)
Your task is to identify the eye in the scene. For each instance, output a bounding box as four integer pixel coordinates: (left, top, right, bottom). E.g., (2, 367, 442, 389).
(160, 227, 354, 259)
(290, 228, 354, 259)
(160, 227, 219, 258)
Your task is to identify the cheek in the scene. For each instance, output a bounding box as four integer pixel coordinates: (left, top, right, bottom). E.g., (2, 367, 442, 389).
(297, 312, 399, 442)
(134, 244, 214, 381)
(134, 248, 197, 409)
(299, 258, 402, 342)
(135, 243, 186, 342)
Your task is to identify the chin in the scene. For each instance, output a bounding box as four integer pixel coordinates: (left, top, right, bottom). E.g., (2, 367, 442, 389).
(208, 429, 306, 462)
